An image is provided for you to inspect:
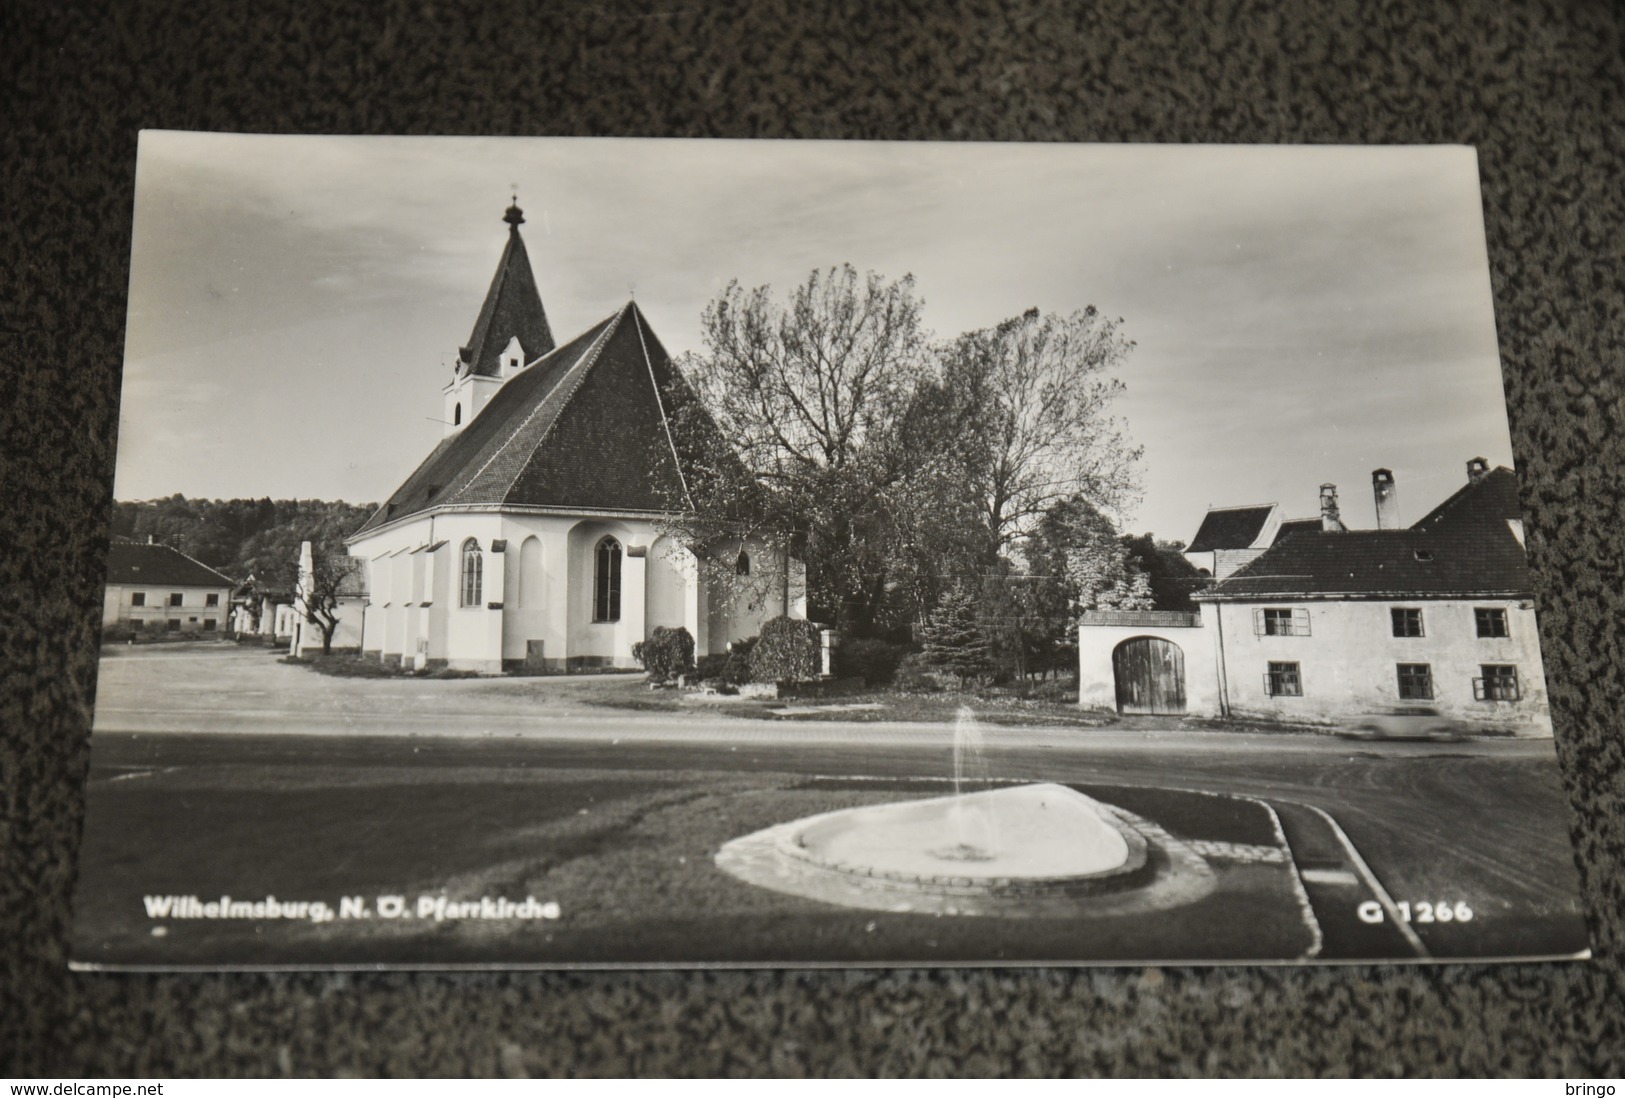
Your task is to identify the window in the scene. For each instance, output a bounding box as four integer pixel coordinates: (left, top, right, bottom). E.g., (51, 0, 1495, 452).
(166, 619, 181, 632)
(460, 539, 483, 607)
(1255, 607, 1310, 636)
(1397, 663, 1434, 700)
(203, 619, 217, 632)
(168, 592, 183, 607)
(131, 592, 145, 606)
(1391, 608, 1424, 637)
(1265, 661, 1302, 697)
(205, 593, 219, 607)
(1476, 607, 1509, 638)
(454, 403, 462, 426)
(735, 549, 751, 576)
(1475, 665, 1520, 701)
(594, 537, 622, 622)
(131, 619, 145, 631)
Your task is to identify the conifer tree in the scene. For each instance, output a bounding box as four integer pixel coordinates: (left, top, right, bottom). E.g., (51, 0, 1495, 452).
(918, 581, 994, 686)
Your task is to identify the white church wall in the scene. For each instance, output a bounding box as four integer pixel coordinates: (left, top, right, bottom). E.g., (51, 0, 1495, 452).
(705, 534, 804, 648)
(496, 515, 576, 670)
(566, 518, 648, 668)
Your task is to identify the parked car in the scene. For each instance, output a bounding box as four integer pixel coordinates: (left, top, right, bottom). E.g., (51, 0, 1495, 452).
(1340, 706, 1472, 742)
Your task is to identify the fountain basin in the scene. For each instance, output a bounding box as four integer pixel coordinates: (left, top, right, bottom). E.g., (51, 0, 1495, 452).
(785, 783, 1143, 887)
(716, 782, 1213, 917)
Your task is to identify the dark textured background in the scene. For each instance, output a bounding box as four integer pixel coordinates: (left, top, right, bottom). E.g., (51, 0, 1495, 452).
(3, 0, 1622, 1077)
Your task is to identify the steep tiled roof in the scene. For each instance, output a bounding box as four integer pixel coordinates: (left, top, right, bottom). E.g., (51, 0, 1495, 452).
(457, 211, 555, 379)
(352, 302, 703, 537)
(1187, 505, 1275, 553)
(1271, 518, 1321, 544)
(1201, 466, 1530, 600)
(1411, 465, 1523, 534)
(106, 541, 235, 587)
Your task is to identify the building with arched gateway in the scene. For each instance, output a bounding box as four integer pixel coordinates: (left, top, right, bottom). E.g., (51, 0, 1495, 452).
(1079, 462, 1551, 736)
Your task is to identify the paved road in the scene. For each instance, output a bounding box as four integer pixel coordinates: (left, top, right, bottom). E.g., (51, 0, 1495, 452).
(82, 642, 1593, 963)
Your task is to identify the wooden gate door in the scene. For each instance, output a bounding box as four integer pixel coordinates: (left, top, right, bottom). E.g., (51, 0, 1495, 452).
(1113, 637, 1186, 715)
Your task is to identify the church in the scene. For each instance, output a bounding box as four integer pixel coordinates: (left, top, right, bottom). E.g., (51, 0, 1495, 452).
(340, 202, 806, 672)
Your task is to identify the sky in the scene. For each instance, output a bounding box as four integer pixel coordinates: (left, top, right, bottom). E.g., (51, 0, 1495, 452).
(117, 133, 1516, 544)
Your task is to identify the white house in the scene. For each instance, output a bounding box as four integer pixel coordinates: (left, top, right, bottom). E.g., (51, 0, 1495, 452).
(103, 539, 236, 637)
(341, 203, 806, 672)
(1081, 460, 1551, 736)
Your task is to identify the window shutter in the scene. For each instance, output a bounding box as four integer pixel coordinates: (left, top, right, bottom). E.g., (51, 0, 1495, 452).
(1293, 608, 1310, 636)
(1254, 608, 1265, 636)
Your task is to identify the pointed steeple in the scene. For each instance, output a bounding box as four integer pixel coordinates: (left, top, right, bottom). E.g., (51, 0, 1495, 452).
(456, 199, 555, 378)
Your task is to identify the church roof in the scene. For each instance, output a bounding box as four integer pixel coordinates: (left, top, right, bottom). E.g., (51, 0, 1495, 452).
(352, 302, 702, 537)
(456, 204, 555, 378)
(1200, 466, 1530, 601)
(106, 540, 236, 587)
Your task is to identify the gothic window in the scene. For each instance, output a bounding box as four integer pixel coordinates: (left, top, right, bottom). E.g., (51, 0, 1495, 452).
(461, 539, 483, 607)
(454, 403, 462, 425)
(594, 537, 622, 622)
(735, 549, 751, 576)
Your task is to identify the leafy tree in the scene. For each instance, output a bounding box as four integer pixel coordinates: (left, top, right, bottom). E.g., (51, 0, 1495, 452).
(1022, 497, 1155, 673)
(1120, 533, 1207, 611)
(917, 581, 994, 686)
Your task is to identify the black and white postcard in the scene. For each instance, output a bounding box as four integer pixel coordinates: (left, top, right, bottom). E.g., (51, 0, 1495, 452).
(71, 134, 1590, 969)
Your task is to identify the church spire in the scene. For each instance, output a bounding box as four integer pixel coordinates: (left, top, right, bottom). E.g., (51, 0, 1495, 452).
(455, 199, 555, 380)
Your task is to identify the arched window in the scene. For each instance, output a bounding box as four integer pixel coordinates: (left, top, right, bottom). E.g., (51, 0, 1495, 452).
(453, 403, 462, 425)
(735, 549, 751, 576)
(460, 538, 483, 607)
(593, 537, 622, 622)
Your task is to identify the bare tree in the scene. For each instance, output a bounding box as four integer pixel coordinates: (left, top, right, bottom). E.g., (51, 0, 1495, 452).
(943, 306, 1141, 557)
(670, 265, 934, 629)
(286, 551, 363, 656)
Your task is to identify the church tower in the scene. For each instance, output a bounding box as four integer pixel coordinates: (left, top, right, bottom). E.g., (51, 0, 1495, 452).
(442, 200, 556, 436)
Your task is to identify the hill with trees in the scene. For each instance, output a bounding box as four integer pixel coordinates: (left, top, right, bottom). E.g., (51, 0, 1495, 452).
(109, 496, 376, 582)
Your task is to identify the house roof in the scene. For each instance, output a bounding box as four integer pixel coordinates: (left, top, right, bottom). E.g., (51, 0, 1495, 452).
(456, 205, 555, 379)
(1271, 518, 1321, 544)
(352, 301, 702, 538)
(106, 540, 235, 588)
(1186, 504, 1276, 553)
(1411, 465, 1524, 534)
(1201, 466, 1531, 600)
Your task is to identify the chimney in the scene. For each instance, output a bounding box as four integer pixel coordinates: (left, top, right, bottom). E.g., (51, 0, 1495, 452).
(1467, 456, 1489, 483)
(1319, 483, 1345, 532)
(1372, 468, 1399, 530)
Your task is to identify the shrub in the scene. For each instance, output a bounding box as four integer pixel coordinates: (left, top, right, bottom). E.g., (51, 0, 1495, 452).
(835, 636, 910, 686)
(749, 617, 822, 684)
(894, 651, 954, 693)
(722, 637, 756, 685)
(631, 625, 696, 683)
(695, 653, 730, 681)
